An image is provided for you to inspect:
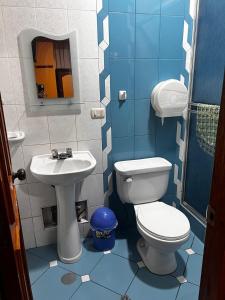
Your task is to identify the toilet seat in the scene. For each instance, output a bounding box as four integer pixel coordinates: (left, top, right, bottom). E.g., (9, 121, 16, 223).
(136, 202, 190, 241)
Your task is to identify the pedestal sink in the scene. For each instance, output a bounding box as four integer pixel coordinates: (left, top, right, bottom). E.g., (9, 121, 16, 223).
(30, 151, 96, 263)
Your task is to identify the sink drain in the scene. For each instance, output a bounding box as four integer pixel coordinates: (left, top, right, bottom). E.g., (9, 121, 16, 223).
(61, 272, 77, 285)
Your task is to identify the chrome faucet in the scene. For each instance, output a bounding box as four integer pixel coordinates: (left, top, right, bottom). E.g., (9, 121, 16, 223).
(51, 148, 73, 160)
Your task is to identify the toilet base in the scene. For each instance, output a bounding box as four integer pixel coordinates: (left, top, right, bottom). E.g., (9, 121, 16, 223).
(137, 238, 177, 275)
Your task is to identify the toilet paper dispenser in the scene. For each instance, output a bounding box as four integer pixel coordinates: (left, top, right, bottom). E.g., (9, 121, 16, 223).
(151, 79, 188, 119)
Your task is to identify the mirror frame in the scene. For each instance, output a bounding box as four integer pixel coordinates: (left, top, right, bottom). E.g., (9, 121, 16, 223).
(18, 29, 80, 113)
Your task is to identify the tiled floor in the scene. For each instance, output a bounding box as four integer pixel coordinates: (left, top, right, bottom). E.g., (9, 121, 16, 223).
(27, 229, 204, 300)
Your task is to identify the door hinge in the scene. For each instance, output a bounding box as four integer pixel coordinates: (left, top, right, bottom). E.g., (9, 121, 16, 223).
(206, 205, 216, 226)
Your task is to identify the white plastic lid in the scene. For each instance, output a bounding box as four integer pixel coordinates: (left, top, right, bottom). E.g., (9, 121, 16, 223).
(151, 79, 188, 118)
(114, 157, 172, 176)
(136, 202, 190, 241)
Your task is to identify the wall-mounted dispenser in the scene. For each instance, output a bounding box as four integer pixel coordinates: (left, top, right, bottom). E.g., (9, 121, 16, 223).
(151, 79, 188, 118)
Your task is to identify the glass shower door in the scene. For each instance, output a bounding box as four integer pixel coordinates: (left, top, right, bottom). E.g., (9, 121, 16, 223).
(183, 107, 217, 220)
(182, 0, 225, 222)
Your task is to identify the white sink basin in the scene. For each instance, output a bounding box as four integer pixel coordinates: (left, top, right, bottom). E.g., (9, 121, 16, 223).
(30, 151, 96, 264)
(30, 151, 96, 186)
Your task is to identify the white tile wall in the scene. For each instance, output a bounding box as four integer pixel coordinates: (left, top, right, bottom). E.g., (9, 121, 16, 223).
(67, 0, 96, 11)
(28, 182, 56, 217)
(35, 0, 67, 9)
(36, 8, 68, 34)
(16, 184, 32, 218)
(0, 0, 35, 7)
(33, 216, 57, 247)
(79, 59, 100, 102)
(76, 102, 102, 141)
(0, 0, 103, 248)
(21, 218, 36, 249)
(0, 59, 14, 104)
(48, 115, 77, 143)
(0, 8, 7, 57)
(84, 174, 105, 207)
(2, 7, 36, 57)
(3, 104, 20, 131)
(68, 10, 98, 59)
(50, 141, 78, 152)
(8, 58, 25, 104)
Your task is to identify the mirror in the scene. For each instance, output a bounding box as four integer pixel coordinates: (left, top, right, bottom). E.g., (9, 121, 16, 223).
(18, 29, 80, 113)
(31, 37, 74, 99)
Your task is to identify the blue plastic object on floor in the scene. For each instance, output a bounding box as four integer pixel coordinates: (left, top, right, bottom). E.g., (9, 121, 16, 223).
(90, 207, 118, 251)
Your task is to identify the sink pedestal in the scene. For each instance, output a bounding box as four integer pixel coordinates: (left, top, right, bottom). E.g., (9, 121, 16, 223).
(30, 151, 96, 264)
(55, 184, 82, 263)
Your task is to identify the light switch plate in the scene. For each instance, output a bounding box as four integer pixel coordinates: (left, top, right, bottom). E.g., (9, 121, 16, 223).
(90, 108, 105, 119)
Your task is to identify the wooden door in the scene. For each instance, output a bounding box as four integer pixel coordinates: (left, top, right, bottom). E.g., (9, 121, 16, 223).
(199, 73, 225, 299)
(0, 94, 32, 300)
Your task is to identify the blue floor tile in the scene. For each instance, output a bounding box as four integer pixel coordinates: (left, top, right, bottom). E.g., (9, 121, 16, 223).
(112, 230, 141, 262)
(32, 266, 81, 300)
(29, 239, 104, 276)
(171, 249, 189, 277)
(27, 232, 203, 299)
(26, 252, 49, 284)
(71, 281, 121, 300)
(127, 268, 180, 300)
(91, 253, 138, 295)
(192, 236, 204, 255)
(29, 244, 58, 262)
(181, 231, 195, 250)
(112, 238, 140, 262)
(176, 282, 199, 300)
(59, 239, 104, 276)
(185, 254, 203, 286)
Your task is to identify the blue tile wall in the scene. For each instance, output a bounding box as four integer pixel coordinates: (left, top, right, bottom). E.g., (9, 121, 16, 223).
(161, 0, 185, 16)
(159, 59, 183, 81)
(135, 59, 158, 99)
(112, 136, 134, 162)
(134, 99, 155, 135)
(110, 59, 135, 100)
(109, 0, 135, 13)
(98, 0, 200, 231)
(136, 0, 160, 14)
(135, 14, 160, 58)
(159, 16, 184, 59)
(109, 13, 135, 58)
(134, 135, 155, 159)
(111, 101, 135, 138)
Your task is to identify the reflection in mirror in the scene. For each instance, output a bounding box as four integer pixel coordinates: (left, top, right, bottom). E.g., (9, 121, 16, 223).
(31, 37, 74, 99)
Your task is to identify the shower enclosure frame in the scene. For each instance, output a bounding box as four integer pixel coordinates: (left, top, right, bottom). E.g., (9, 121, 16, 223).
(180, 0, 207, 226)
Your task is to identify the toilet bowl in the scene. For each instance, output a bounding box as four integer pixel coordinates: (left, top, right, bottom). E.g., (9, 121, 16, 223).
(114, 157, 190, 275)
(135, 202, 190, 275)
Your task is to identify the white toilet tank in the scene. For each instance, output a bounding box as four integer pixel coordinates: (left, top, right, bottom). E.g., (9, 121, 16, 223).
(114, 157, 172, 205)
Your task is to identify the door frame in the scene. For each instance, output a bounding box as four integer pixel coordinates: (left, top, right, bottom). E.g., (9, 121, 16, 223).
(0, 94, 32, 300)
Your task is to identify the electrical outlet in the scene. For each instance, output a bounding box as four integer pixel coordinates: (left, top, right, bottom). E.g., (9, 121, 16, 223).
(90, 107, 105, 119)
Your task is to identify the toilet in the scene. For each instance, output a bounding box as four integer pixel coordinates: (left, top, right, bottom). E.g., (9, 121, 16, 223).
(114, 157, 190, 275)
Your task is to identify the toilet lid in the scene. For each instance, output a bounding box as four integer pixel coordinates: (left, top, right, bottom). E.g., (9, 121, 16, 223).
(136, 202, 190, 241)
